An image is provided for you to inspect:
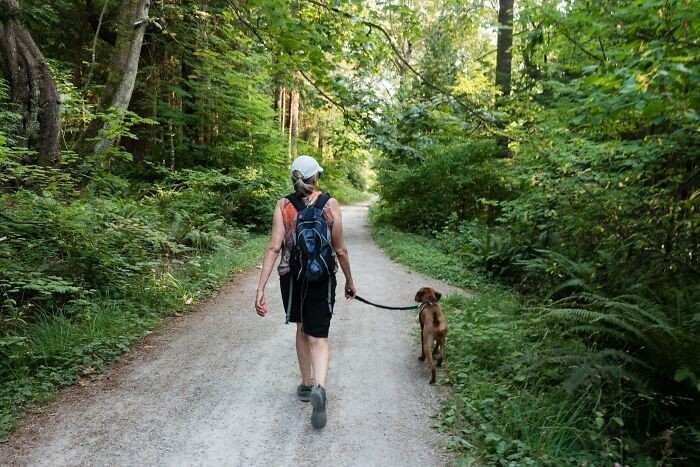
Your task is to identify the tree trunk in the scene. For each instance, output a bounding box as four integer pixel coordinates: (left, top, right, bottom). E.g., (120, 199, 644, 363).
(289, 89, 299, 158)
(494, 0, 514, 156)
(0, 0, 61, 164)
(317, 126, 324, 153)
(495, 0, 514, 98)
(287, 89, 292, 160)
(75, 0, 150, 156)
(277, 86, 283, 132)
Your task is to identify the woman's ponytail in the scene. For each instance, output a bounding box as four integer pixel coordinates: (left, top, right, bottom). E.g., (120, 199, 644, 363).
(292, 170, 317, 197)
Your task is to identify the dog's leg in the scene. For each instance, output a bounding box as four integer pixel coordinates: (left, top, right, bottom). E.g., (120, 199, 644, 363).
(418, 323, 425, 361)
(436, 334, 445, 368)
(423, 337, 436, 384)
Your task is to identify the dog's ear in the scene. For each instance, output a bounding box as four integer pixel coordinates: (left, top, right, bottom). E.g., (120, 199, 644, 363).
(435, 291, 442, 301)
(415, 289, 424, 302)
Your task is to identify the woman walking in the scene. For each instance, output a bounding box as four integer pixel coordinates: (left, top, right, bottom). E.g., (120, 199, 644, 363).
(255, 155, 356, 429)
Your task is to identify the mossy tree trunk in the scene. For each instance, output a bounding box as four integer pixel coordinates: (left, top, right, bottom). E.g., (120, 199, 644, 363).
(0, 0, 60, 164)
(495, 0, 514, 98)
(75, 0, 150, 157)
(495, 0, 514, 155)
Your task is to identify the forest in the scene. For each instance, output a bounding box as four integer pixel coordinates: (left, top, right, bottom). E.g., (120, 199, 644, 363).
(0, 0, 698, 464)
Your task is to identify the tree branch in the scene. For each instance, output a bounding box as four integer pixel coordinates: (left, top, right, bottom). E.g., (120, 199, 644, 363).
(302, 0, 496, 129)
(83, 0, 109, 93)
(559, 29, 605, 62)
(86, 0, 116, 45)
(597, 36, 607, 61)
(227, 0, 365, 126)
(472, 48, 498, 62)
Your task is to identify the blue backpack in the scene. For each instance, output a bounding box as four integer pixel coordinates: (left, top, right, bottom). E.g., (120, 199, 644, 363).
(286, 193, 334, 283)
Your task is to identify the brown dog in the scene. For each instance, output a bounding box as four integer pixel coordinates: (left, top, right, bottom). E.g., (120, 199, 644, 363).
(415, 287, 448, 384)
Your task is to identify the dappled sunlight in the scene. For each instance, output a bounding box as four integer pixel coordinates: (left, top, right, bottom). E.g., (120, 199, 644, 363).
(1, 0, 697, 464)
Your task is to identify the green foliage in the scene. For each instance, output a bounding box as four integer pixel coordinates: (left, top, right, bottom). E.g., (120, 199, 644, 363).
(158, 167, 287, 232)
(0, 232, 266, 441)
(319, 177, 370, 205)
(0, 0, 375, 446)
(369, 0, 699, 461)
(1, 0, 696, 462)
(0, 78, 19, 150)
(542, 289, 700, 449)
(437, 294, 613, 465)
(376, 140, 509, 230)
(371, 225, 649, 464)
(370, 221, 482, 289)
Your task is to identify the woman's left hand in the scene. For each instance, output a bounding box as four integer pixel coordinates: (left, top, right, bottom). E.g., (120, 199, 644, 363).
(255, 289, 267, 317)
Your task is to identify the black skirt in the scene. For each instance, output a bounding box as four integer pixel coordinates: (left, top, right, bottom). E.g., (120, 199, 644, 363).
(280, 274, 336, 338)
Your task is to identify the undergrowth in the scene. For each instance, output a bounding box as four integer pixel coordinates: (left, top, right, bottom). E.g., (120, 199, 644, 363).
(0, 233, 266, 441)
(369, 219, 683, 465)
(371, 223, 483, 290)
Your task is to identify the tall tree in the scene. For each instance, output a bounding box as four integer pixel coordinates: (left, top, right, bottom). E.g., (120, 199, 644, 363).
(495, 0, 514, 97)
(75, 0, 150, 156)
(288, 88, 300, 159)
(0, 0, 60, 164)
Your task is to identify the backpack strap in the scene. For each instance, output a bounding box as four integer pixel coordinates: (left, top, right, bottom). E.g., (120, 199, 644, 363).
(286, 192, 332, 211)
(313, 193, 332, 210)
(285, 194, 307, 212)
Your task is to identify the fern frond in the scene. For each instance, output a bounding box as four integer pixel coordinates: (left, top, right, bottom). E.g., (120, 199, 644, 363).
(596, 348, 653, 371)
(552, 291, 605, 307)
(546, 305, 652, 346)
(614, 295, 674, 330)
(563, 324, 629, 342)
(548, 278, 589, 298)
(545, 307, 607, 323)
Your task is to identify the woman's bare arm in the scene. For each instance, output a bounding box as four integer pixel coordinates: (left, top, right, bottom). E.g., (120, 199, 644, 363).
(255, 199, 285, 316)
(328, 198, 356, 298)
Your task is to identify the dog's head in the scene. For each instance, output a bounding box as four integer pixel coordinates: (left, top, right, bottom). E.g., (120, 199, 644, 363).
(415, 287, 442, 304)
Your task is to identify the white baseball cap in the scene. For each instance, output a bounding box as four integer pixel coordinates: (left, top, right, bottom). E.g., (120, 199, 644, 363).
(291, 155, 323, 179)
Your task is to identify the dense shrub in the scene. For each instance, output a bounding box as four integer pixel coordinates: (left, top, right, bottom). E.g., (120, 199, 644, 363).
(376, 140, 509, 230)
(0, 161, 275, 438)
(370, 4, 700, 456)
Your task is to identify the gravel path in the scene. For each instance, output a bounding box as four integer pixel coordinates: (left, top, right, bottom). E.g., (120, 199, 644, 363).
(0, 202, 461, 466)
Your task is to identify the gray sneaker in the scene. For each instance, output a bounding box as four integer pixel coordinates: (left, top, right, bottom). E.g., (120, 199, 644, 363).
(297, 383, 312, 402)
(310, 385, 327, 429)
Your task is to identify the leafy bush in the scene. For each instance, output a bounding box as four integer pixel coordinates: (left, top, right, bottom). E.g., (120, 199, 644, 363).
(0, 157, 274, 439)
(0, 181, 268, 438)
(542, 288, 700, 463)
(437, 293, 618, 465)
(495, 132, 700, 293)
(375, 140, 509, 230)
(157, 167, 287, 232)
(372, 219, 699, 464)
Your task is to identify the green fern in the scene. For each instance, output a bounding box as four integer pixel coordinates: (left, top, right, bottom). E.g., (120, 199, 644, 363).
(545, 305, 650, 345)
(541, 285, 700, 443)
(563, 324, 628, 343)
(547, 278, 589, 299)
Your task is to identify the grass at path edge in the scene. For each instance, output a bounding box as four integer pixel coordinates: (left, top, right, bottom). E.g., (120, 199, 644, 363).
(371, 224, 482, 290)
(0, 234, 267, 441)
(370, 221, 614, 465)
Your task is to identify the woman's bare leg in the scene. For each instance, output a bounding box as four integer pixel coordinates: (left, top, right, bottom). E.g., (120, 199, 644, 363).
(306, 336, 329, 387)
(296, 324, 313, 385)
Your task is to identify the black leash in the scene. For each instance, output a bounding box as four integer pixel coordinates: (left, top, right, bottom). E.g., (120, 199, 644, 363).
(352, 294, 417, 311)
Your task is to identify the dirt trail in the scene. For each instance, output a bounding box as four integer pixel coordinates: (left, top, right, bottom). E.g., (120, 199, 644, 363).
(0, 202, 461, 466)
